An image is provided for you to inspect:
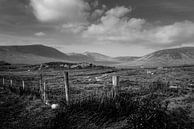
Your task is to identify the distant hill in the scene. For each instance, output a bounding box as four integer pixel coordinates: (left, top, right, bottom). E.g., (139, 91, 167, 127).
(0, 44, 69, 59)
(0, 61, 10, 65)
(83, 52, 115, 61)
(0, 44, 193, 67)
(114, 56, 140, 62)
(0, 45, 121, 65)
(0, 45, 69, 64)
(117, 47, 194, 67)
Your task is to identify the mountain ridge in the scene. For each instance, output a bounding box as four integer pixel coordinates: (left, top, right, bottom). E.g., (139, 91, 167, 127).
(117, 47, 194, 67)
(0, 44, 194, 67)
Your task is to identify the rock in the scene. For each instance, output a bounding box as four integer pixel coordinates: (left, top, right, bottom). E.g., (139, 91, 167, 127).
(51, 104, 59, 109)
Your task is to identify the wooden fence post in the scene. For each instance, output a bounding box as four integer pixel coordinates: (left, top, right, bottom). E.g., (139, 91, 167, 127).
(40, 73, 43, 90)
(3, 78, 4, 86)
(43, 81, 46, 103)
(10, 80, 13, 87)
(39, 63, 43, 99)
(39, 73, 43, 100)
(112, 75, 119, 97)
(39, 80, 42, 93)
(63, 72, 70, 105)
(22, 80, 25, 90)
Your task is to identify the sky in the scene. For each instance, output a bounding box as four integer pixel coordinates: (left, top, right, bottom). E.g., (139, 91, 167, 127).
(0, 0, 194, 57)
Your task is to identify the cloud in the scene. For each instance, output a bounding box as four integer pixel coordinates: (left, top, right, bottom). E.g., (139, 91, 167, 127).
(88, 4, 107, 23)
(105, 6, 132, 18)
(91, 0, 99, 8)
(30, 0, 90, 24)
(62, 23, 88, 33)
(34, 32, 46, 36)
(149, 21, 194, 46)
(83, 6, 142, 41)
(83, 6, 194, 48)
(30, 1, 194, 49)
(90, 9, 105, 21)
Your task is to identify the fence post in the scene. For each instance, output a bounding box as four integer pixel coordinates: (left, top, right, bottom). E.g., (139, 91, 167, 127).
(63, 72, 70, 105)
(112, 75, 120, 97)
(40, 73, 43, 90)
(43, 81, 46, 103)
(39, 73, 43, 100)
(3, 78, 4, 86)
(10, 80, 13, 87)
(39, 64, 43, 100)
(22, 80, 25, 90)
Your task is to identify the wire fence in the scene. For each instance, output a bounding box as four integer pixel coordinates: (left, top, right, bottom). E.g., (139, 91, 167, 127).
(0, 71, 122, 106)
(1, 69, 190, 107)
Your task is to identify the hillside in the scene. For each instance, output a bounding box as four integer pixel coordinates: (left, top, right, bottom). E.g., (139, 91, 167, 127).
(114, 56, 140, 62)
(0, 44, 70, 59)
(0, 45, 121, 65)
(0, 45, 69, 64)
(117, 47, 194, 67)
(0, 45, 194, 67)
(83, 52, 116, 61)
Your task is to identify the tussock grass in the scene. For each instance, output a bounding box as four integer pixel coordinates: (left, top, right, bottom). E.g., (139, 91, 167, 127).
(49, 93, 193, 129)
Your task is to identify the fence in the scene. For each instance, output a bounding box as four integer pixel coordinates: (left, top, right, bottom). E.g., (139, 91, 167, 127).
(0, 71, 121, 106)
(0, 73, 41, 97)
(1, 69, 184, 107)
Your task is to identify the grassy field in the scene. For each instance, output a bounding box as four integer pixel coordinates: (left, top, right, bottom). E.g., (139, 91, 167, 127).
(0, 65, 194, 129)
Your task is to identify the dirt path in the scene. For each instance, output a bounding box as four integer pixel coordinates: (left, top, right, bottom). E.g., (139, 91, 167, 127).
(0, 86, 56, 129)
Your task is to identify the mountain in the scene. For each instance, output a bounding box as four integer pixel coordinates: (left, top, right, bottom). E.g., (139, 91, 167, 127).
(0, 61, 10, 65)
(0, 44, 69, 59)
(0, 45, 122, 65)
(0, 44, 193, 67)
(114, 56, 140, 62)
(117, 47, 194, 67)
(83, 52, 115, 61)
(0, 45, 70, 64)
(67, 53, 93, 62)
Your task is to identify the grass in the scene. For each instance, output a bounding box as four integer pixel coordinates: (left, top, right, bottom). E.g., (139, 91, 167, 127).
(0, 65, 194, 129)
(0, 82, 193, 129)
(48, 92, 193, 129)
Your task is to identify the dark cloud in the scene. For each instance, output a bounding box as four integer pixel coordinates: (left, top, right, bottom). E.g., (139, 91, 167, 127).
(0, 0, 34, 23)
(89, 0, 194, 24)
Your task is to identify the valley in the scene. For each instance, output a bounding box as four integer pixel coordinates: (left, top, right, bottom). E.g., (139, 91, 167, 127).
(0, 45, 194, 67)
